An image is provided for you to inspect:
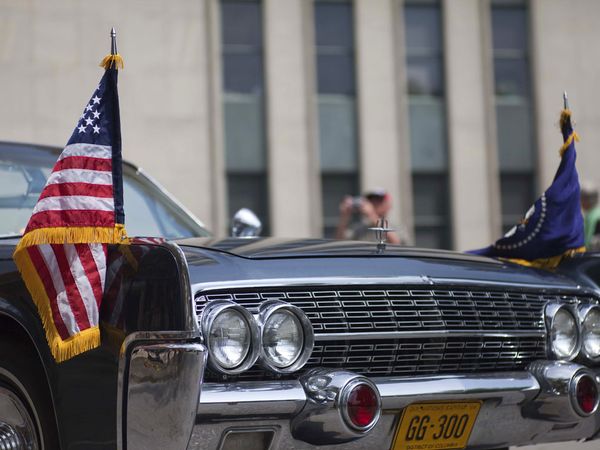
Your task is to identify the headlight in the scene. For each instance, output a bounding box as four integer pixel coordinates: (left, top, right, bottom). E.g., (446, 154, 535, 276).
(259, 301, 314, 373)
(546, 303, 580, 360)
(580, 305, 600, 361)
(201, 300, 259, 374)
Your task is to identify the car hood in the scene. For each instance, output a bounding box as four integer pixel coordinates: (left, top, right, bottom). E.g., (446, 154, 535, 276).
(176, 237, 581, 291)
(176, 237, 498, 261)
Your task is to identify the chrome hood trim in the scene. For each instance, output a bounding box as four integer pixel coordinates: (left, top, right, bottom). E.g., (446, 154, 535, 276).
(191, 276, 587, 296)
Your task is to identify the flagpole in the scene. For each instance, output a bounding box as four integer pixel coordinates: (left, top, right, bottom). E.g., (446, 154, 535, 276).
(111, 27, 117, 56)
(564, 91, 569, 110)
(101, 27, 123, 70)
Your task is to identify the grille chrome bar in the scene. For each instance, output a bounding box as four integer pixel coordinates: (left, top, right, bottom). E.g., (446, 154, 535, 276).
(314, 329, 545, 341)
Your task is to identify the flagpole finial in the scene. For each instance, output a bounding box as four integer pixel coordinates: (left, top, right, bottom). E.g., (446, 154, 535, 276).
(100, 27, 123, 70)
(563, 91, 569, 110)
(110, 27, 117, 55)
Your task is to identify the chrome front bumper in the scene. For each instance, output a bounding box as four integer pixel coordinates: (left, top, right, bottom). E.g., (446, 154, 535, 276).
(191, 370, 600, 450)
(122, 339, 600, 450)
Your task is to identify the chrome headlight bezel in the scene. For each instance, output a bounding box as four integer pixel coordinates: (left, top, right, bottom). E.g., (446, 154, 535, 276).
(545, 303, 581, 361)
(201, 300, 260, 374)
(578, 304, 600, 362)
(258, 300, 315, 374)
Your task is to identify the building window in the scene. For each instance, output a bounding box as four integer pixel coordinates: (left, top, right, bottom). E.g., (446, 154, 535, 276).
(491, 0, 535, 231)
(314, 0, 359, 238)
(221, 0, 269, 233)
(404, 0, 451, 249)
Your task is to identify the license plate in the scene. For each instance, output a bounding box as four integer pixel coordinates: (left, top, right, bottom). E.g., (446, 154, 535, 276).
(391, 402, 481, 450)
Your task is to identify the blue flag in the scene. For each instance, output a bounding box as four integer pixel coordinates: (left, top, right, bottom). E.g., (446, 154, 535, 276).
(470, 109, 585, 269)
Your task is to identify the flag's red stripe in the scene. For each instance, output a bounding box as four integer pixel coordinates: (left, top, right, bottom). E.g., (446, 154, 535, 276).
(51, 245, 92, 331)
(39, 183, 113, 200)
(53, 156, 112, 172)
(25, 210, 115, 232)
(75, 244, 104, 309)
(26, 246, 70, 340)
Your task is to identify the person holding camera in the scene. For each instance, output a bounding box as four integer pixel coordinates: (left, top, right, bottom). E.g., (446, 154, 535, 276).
(335, 188, 406, 244)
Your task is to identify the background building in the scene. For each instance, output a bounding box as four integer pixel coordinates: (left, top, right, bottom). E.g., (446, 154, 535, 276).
(1, 0, 600, 251)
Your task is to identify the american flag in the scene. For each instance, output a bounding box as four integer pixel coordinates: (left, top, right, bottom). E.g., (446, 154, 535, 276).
(13, 54, 127, 362)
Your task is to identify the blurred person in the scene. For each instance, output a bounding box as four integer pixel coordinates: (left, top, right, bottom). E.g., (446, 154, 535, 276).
(581, 181, 600, 249)
(335, 188, 408, 244)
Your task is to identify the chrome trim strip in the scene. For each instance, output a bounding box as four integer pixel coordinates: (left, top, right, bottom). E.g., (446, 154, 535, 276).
(192, 276, 426, 293)
(192, 276, 587, 295)
(377, 371, 540, 408)
(314, 329, 545, 341)
(430, 277, 586, 293)
(198, 381, 307, 419)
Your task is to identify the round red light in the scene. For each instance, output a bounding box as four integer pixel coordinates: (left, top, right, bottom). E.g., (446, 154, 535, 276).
(346, 383, 379, 428)
(576, 375, 598, 415)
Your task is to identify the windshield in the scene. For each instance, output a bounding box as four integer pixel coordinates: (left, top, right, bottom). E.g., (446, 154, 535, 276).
(0, 142, 210, 239)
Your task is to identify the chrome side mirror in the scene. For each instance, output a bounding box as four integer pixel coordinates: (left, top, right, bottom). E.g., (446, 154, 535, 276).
(231, 208, 262, 238)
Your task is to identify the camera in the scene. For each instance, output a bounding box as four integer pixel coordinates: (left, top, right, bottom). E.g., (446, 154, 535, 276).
(351, 196, 363, 211)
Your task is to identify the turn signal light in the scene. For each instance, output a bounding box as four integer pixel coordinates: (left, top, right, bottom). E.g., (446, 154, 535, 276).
(575, 374, 599, 415)
(342, 380, 381, 431)
(347, 383, 379, 428)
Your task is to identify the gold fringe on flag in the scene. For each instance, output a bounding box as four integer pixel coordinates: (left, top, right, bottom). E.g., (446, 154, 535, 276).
(14, 224, 128, 255)
(559, 109, 580, 157)
(12, 224, 128, 362)
(99, 53, 124, 70)
(505, 246, 586, 270)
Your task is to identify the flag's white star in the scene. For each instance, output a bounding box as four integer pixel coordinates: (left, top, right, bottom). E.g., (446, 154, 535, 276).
(85, 117, 94, 126)
(92, 110, 100, 119)
(80, 113, 86, 120)
(93, 125, 100, 134)
(77, 124, 87, 133)
(96, 84, 101, 91)
(85, 104, 93, 112)
(92, 95, 101, 104)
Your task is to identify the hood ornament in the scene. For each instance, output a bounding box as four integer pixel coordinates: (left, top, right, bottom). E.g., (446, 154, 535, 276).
(369, 218, 394, 254)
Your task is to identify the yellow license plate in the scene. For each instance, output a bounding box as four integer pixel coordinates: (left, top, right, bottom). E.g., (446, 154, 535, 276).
(392, 402, 481, 450)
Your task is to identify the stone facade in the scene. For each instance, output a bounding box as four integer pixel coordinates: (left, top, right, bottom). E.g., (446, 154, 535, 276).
(1, 0, 598, 249)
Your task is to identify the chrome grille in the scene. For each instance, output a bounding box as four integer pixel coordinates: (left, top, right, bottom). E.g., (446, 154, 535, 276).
(308, 336, 546, 375)
(195, 285, 584, 381)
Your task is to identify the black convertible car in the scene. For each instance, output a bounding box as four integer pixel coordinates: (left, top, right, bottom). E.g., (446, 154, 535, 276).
(1, 142, 600, 450)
